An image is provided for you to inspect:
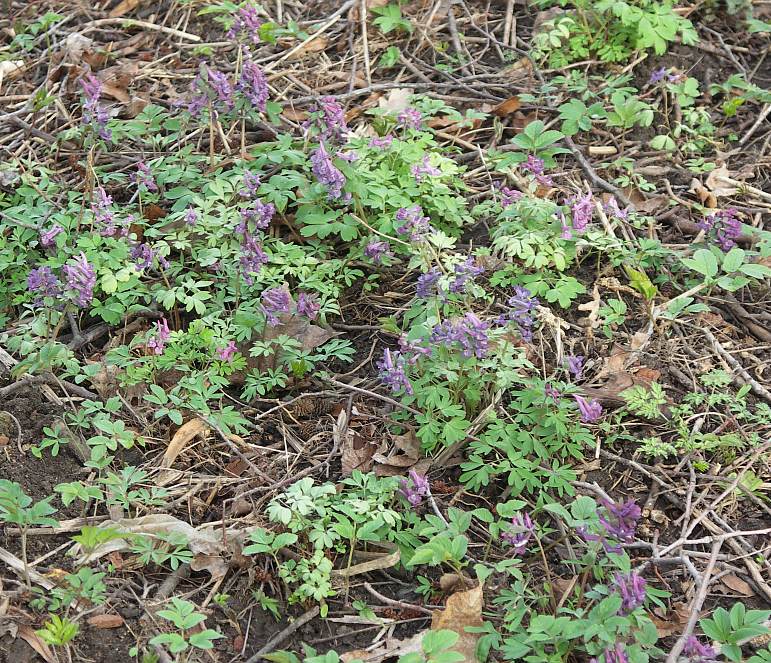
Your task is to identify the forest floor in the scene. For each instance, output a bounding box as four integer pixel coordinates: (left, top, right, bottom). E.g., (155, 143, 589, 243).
(0, 1, 770, 662)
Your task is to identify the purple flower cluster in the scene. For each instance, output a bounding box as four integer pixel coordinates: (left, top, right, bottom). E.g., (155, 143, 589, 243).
(397, 107, 423, 130)
(545, 383, 561, 403)
(27, 266, 62, 304)
(130, 242, 169, 271)
(683, 637, 718, 663)
(395, 205, 432, 240)
(604, 197, 629, 221)
(261, 286, 291, 326)
(450, 257, 484, 293)
(91, 187, 127, 237)
(227, 3, 263, 44)
(297, 292, 320, 320)
(39, 225, 63, 248)
(411, 155, 441, 183)
(184, 208, 198, 226)
(132, 162, 158, 193)
(304, 96, 348, 145)
(62, 253, 96, 308)
(501, 513, 535, 555)
(574, 394, 602, 422)
(239, 229, 269, 284)
(217, 340, 237, 362)
(500, 186, 522, 208)
(570, 192, 594, 232)
(416, 268, 441, 298)
(399, 470, 430, 506)
(594, 643, 628, 663)
(240, 171, 262, 199)
(649, 67, 668, 84)
(209, 69, 235, 111)
(521, 155, 553, 186)
(581, 498, 641, 553)
(364, 240, 393, 264)
(370, 135, 393, 149)
(377, 348, 413, 394)
(497, 286, 539, 342)
(147, 318, 171, 355)
(238, 54, 269, 112)
(186, 65, 234, 116)
(697, 208, 742, 251)
(310, 143, 348, 201)
(431, 312, 490, 358)
(566, 354, 584, 380)
(81, 72, 111, 141)
(613, 572, 646, 614)
(240, 199, 275, 230)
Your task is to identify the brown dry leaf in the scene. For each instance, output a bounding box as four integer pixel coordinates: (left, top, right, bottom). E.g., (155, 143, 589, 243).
(98, 62, 140, 103)
(635, 367, 661, 383)
(0, 60, 25, 84)
(190, 553, 229, 579)
(159, 418, 210, 471)
(343, 632, 424, 662)
(379, 87, 412, 114)
(0, 434, 9, 448)
(491, 96, 522, 117)
(577, 285, 602, 329)
(705, 164, 740, 197)
(339, 409, 377, 476)
(17, 625, 55, 663)
(282, 108, 309, 122)
(110, 0, 142, 17)
(394, 431, 421, 459)
(87, 614, 124, 629)
(287, 35, 328, 60)
(332, 549, 400, 577)
(690, 178, 717, 209)
(635, 194, 668, 214)
(349, 0, 389, 21)
(720, 574, 754, 597)
(440, 573, 465, 592)
(595, 344, 633, 380)
(75, 514, 226, 577)
(431, 585, 484, 661)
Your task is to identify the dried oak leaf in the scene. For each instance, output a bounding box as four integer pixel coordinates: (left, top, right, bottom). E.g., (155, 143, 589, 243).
(430, 584, 484, 661)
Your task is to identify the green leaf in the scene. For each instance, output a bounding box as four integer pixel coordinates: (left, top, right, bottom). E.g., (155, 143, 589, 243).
(721, 247, 746, 273)
(683, 248, 718, 279)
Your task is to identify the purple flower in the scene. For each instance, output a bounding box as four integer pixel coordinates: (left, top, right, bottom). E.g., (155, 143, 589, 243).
(133, 162, 158, 193)
(310, 143, 347, 201)
(521, 154, 553, 186)
(399, 470, 430, 506)
(498, 286, 538, 342)
(559, 211, 573, 240)
(604, 197, 629, 221)
(600, 644, 629, 663)
(336, 150, 358, 162)
(239, 232, 269, 285)
(570, 192, 594, 232)
(62, 253, 96, 308)
(649, 67, 668, 84)
(184, 208, 198, 226)
(450, 256, 484, 293)
(574, 394, 602, 423)
(601, 499, 641, 545)
(395, 205, 432, 240)
(683, 637, 718, 663)
(296, 292, 320, 320)
(240, 199, 275, 230)
(240, 171, 262, 199)
(364, 240, 393, 264)
(238, 55, 269, 112)
(27, 266, 62, 302)
(545, 383, 561, 404)
(227, 2, 263, 44)
(397, 107, 423, 130)
(416, 268, 441, 298)
(39, 225, 63, 248)
(566, 355, 584, 380)
(369, 135, 393, 149)
(147, 318, 171, 355)
(81, 72, 111, 141)
(500, 186, 522, 208)
(377, 348, 413, 394)
(411, 156, 441, 183)
(431, 312, 490, 359)
(398, 335, 432, 362)
(261, 286, 291, 326)
(217, 340, 238, 363)
(91, 187, 126, 237)
(668, 71, 684, 83)
(697, 208, 742, 251)
(131, 242, 169, 271)
(613, 572, 646, 614)
(304, 96, 348, 145)
(501, 513, 534, 555)
(208, 69, 234, 111)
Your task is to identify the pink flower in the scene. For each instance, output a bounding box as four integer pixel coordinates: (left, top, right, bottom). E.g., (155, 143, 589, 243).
(574, 394, 602, 422)
(217, 341, 237, 363)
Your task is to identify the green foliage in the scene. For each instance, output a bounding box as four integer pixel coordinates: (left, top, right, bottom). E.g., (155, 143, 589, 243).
(699, 603, 770, 662)
(372, 4, 413, 34)
(149, 598, 224, 654)
(36, 614, 79, 647)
